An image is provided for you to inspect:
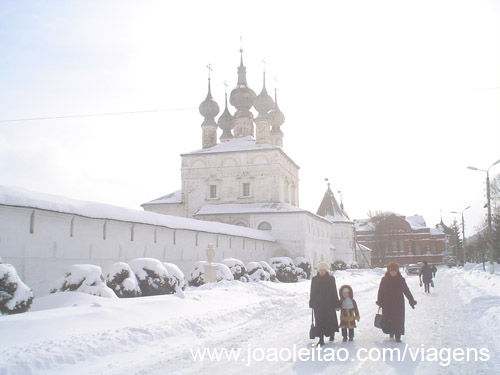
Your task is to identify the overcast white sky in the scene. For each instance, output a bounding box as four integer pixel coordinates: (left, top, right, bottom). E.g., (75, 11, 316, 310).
(0, 0, 499, 234)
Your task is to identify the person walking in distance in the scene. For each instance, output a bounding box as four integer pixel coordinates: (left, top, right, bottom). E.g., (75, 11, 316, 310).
(419, 261, 433, 293)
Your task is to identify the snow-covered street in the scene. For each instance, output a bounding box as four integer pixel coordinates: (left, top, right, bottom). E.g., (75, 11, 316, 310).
(1, 266, 499, 375)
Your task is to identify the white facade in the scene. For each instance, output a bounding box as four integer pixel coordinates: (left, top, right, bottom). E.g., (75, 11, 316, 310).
(143, 54, 356, 267)
(0, 186, 277, 296)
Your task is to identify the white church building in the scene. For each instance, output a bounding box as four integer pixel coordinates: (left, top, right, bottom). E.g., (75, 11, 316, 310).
(142, 51, 357, 268)
(0, 51, 362, 296)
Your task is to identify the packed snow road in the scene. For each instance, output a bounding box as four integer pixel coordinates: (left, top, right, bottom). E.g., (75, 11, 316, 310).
(0, 266, 498, 375)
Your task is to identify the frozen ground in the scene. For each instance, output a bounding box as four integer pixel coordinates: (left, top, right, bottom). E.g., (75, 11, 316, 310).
(0, 265, 499, 375)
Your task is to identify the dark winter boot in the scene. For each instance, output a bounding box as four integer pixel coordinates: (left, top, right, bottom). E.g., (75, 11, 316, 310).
(395, 335, 401, 343)
(390, 334, 394, 339)
(329, 335, 334, 342)
(316, 336, 325, 346)
(342, 336, 348, 342)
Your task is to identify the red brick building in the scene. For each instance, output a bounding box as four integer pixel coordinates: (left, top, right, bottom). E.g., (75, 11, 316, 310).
(354, 212, 445, 267)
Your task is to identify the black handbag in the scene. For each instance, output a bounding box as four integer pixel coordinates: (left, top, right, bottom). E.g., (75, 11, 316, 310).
(374, 307, 384, 329)
(309, 309, 319, 339)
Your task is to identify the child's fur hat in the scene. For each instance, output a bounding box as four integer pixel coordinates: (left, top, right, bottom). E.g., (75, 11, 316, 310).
(339, 284, 354, 300)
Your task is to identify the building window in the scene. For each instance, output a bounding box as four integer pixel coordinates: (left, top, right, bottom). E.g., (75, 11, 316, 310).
(258, 221, 272, 231)
(209, 185, 217, 199)
(70, 217, 75, 237)
(30, 211, 35, 234)
(235, 222, 247, 227)
(243, 183, 250, 197)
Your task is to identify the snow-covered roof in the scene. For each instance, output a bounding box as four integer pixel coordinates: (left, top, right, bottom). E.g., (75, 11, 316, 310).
(406, 215, 426, 229)
(194, 202, 334, 226)
(430, 227, 445, 236)
(142, 190, 182, 206)
(0, 185, 275, 242)
(316, 185, 351, 223)
(194, 202, 306, 216)
(354, 212, 443, 235)
(182, 136, 300, 169)
(355, 242, 372, 252)
(184, 136, 277, 155)
(354, 218, 374, 232)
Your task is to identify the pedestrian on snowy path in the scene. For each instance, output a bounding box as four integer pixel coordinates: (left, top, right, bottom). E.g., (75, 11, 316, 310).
(419, 261, 433, 293)
(309, 262, 340, 346)
(376, 262, 417, 342)
(338, 285, 360, 342)
(431, 264, 437, 278)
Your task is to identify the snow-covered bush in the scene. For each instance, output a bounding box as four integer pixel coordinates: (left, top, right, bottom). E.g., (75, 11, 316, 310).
(295, 257, 312, 279)
(347, 261, 361, 269)
(106, 262, 141, 298)
(246, 262, 270, 282)
(269, 257, 299, 283)
(259, 261, 276, 282)
(188, 261, 234, 287)
(52, 264, 116, 298)
(163, 262, 186, 291)
(295, 266, 307, 280)
(129, 258, 176, 296)
(221, 258, 249, 282)
(0, 263, 34, 315)
(331, 259, 347, 270)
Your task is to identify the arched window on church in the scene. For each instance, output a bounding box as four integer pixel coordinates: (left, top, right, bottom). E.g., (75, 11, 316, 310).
(235, 222, 247, 227)
(258, 221, 272, 231)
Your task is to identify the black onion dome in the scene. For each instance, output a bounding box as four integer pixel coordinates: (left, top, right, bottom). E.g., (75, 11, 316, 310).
(199, 79, 220, 127)
(229, 51, 256, 118)
(217, 94, 233, 131)
(254, 72, 274, 120)
(269, 89, 285, 127)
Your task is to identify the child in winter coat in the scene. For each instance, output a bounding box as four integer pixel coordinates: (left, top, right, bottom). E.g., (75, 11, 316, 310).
(338, 285, 360, 341)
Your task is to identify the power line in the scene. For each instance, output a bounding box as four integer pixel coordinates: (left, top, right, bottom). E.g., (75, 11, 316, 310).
(0, 107, 198, 123)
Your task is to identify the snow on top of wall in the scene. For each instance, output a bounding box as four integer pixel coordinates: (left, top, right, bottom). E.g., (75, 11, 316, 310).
(324, 213, 351, 223)
(185, 136, 278, 155)
(142, 190, 182, 206)
(0, 185, 275, 242)
(195, 202, 306, 216)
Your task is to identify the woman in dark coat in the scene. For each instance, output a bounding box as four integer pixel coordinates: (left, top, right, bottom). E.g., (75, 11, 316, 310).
(376, 262, 417, 342)
(419, 261, 433, 293)
(309, 262, 340, 346)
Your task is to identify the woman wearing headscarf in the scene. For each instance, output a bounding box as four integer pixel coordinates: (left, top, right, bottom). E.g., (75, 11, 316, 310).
(376, 262, 417, 342)
(309, 262, 340, 346)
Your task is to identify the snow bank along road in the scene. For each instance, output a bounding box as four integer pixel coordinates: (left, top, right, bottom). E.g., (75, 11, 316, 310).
(0, 266, 499, 375)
